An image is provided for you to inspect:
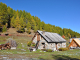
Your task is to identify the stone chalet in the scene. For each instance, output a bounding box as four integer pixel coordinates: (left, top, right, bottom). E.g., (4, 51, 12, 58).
(32, 30, 66, 51)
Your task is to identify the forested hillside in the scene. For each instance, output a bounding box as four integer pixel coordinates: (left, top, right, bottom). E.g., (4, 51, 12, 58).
(0, 2, 80, 38)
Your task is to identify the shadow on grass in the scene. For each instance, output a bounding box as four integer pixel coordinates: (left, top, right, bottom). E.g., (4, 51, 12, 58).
(52, 54, 79, 60)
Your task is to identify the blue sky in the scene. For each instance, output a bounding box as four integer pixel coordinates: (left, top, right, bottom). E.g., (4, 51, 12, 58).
(0, 0, 80, 33)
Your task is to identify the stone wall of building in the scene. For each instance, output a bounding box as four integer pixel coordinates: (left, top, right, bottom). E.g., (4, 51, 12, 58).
(57, 43, 62, 49)
(33, 35, 37, 44)
(62, 42, 66, 48)
(38, 37, 57, 51)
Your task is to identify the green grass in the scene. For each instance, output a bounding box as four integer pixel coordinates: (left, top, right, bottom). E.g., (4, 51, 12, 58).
(0, 36, 80, 60)
(0, 49, 80, 60)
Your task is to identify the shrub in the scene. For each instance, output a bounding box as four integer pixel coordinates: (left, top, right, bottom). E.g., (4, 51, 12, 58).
(46, 49, 53, 52)
(42, 49, 53, 52)
(42, 49, 47, 51)
(59, 48, 69, 51)
(59, 48, 62, 51)
(2, 25, 7, 32)
(27, 41, 32, 47)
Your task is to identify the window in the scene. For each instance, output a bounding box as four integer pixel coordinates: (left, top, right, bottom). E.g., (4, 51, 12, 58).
(42, 43, 45, 48)
(42, 43, 45, 45)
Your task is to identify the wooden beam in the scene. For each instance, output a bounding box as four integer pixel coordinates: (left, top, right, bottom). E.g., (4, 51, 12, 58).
(69, 39, 74, 47)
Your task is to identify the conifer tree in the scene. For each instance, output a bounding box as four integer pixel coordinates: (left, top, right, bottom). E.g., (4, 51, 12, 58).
(40, 22, 42, 30)
(59, 31, 63, 36)
(34, 26, 37, 32)
(2, 25, 7, 32)
(27, 22, 31, 34)
(0, 2, 8, 25)
(15, 15, 20, 30)
(20, 15, 24, 27)
(31, 17, 36, 30)
(11, 16, 16, 27)
(19, 15, 25, 32)
(68, 33, 71, 38)
(19, 10, 23, 18)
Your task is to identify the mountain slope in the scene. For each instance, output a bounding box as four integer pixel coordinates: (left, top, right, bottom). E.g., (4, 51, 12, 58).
(0, 2, 80, 38)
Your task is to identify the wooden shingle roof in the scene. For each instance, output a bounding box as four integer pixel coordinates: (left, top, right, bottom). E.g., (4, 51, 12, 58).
(37, 30, 66, 43)
(74, 39, 80, 46)
(69, 39, 80, 47)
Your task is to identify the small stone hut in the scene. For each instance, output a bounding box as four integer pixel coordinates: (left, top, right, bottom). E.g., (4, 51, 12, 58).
(32, 30, 66, 51)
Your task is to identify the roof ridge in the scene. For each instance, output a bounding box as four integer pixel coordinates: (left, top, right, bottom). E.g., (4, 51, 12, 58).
(37, 30, 57, 34)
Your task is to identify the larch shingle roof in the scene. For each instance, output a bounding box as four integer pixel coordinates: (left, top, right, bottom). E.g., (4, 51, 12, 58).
(37, 30, 66, 43)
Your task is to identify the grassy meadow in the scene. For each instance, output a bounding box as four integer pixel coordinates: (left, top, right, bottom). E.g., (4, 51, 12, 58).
(0, 36, 80, 60)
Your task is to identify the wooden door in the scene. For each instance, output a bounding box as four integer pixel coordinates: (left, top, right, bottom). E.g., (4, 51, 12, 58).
(56, 43, 58, 50)
(37, 34, 40, 41)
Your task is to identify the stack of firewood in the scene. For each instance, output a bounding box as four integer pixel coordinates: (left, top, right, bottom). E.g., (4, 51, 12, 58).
(0, 43, 11, 50)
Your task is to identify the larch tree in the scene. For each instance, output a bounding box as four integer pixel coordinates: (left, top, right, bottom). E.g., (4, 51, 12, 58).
(15, 15, 20, 30)
(68, 33, 71, 38)
(19, 15, 25, 32)
(27, 21, 31, 34)
(19, 10, 23, 18)
(7, 6, 13, 28)
(11, 16, 16, 27)
(0, 2, 8, 25)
